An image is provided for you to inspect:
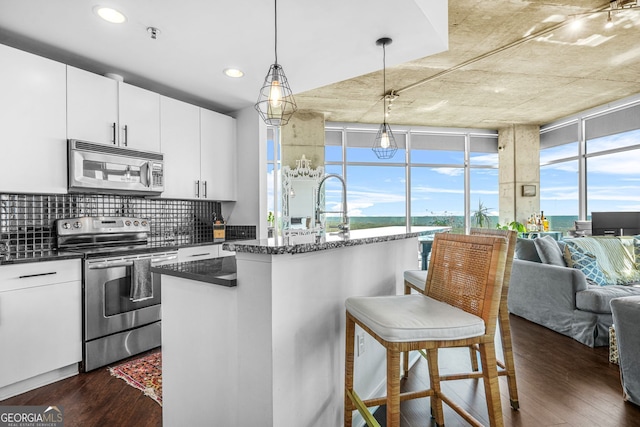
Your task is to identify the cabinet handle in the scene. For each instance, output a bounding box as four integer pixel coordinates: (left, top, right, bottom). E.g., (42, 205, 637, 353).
(112, 122, 117, 145)
(188, 253, 211, 258)
(123, 125, 128, 146)
(19, 272, 57, 279)
(195, 180, 200, 198)
(203, 181, 207, 198)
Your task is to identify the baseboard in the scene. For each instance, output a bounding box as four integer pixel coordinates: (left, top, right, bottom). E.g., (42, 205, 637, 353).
(0, 364, 79, 401)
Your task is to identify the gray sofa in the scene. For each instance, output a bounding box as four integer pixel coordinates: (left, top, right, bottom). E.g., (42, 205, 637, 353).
(611, 296, 640, 406)
(508, 236, 640, 347)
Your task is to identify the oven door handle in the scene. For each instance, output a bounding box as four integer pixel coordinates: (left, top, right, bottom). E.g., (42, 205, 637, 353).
(88, 261, 133, 270)
(87, 254, 177, 270)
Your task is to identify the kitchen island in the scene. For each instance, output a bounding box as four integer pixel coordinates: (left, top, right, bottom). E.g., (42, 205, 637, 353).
(156, 226, 448, 427)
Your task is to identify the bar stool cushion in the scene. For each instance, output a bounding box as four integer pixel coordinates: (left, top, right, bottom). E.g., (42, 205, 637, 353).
(345, 294, 485, 342)
(404, 270, 427, 291)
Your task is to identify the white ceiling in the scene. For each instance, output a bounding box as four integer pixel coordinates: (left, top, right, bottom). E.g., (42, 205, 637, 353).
(2, 1, 640, 130)
(0, 0, 448, 114)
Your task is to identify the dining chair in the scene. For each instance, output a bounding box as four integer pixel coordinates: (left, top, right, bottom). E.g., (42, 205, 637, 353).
(344, 232, 508, 426)
(402, 228, 519, 410)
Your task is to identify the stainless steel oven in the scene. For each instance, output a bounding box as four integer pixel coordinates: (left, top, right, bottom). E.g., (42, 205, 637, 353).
(57, 216, 177, 371)
(83, 251, 176, 371)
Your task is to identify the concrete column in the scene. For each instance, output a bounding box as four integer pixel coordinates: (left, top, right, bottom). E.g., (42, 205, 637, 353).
(280, 110, 325, 169)
(498, 124, 540, 226)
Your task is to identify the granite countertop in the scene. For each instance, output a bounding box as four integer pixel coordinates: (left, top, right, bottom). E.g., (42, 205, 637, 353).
(150, 256, 237, 287)
(223, 226, 451, 255)
(0, 250, 85, 265)
(0, 240, 235, 266)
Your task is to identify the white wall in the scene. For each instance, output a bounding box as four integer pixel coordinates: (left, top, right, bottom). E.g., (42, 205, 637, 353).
(226, 106, 268, 237)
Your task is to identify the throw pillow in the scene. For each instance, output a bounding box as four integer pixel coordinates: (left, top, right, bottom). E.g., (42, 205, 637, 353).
(533, 235, 566, 266)
(515, 238, 542, 262)
(563, 243, 608, 286)
(633, 235, 640, 267)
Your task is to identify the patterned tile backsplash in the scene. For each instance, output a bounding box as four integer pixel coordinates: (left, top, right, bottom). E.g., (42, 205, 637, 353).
(0, 193, 255, 256)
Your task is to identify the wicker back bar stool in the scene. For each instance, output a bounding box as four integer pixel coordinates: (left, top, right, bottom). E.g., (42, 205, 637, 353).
(402, 228, 519, 410)
(344, 232, 508, 426)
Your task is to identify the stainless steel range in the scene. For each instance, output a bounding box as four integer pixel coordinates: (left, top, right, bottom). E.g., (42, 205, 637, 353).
(56, 216, 177, 371)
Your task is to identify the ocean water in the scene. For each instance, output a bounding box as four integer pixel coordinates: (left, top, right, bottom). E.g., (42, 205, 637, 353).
(326, 215, 579, 234)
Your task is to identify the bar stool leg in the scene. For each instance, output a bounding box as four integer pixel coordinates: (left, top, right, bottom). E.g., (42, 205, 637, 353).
(426, 349, 444, 427)
(344, 314, 356, 427)
(386, 349, 401, 426)
(479, 342, 504, 427)
(402, 282, 411, 379)
(498, 307, 519, 410)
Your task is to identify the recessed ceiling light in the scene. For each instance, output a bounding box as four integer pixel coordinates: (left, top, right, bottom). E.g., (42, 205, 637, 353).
(94, 6, 127, 24)
(223, 68, 245, 78)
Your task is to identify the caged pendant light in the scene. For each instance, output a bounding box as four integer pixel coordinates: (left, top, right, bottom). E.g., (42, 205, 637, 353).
(255, 0, 297, 126)
(372, 37, 398, 160)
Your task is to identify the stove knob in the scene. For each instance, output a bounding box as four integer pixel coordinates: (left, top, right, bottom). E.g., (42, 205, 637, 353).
(141, 220, 148, 226)
(73, 221, 82, 229)
(125, 220, 132, 226)
(133, 221, 140, 226)
(62, 222, 71, 230)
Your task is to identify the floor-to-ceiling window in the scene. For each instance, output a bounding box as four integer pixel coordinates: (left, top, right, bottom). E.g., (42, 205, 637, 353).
(539, 121, 580, 234)
(266, 127, 278, 235)
(325, 124, 498, 233)
(540, 96, 640, 234)
(585, 104, 640, 215)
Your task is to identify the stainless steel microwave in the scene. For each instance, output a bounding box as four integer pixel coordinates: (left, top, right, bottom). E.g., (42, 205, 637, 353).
(68, 139, 164, 195)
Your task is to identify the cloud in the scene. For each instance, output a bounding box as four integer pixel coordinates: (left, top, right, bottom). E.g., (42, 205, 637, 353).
(434, 167, 464, 177)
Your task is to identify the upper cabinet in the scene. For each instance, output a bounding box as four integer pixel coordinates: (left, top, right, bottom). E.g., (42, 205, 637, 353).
(0, 43, 67, 194)
(201, 109, 237, 201)
(161, 96, 237, 201)
(117, 82, 161, 152)
(67, 66, 118, 145)
(160, 96, 201, 199)
(67, 67, 161, 152)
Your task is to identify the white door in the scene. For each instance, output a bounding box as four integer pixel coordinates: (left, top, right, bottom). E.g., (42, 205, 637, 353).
(118, 82, 161, 152)
(200, 109, 237, 201)
(67, 66, 118, 145)
(0, 44, 67, 193)
(161, 96, 201, 199)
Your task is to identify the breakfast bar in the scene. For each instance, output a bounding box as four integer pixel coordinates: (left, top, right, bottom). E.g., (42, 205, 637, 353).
(156, 226, 448, 427)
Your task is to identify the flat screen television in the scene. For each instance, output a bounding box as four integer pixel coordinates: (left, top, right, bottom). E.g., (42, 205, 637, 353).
(591, 211, 640, 236)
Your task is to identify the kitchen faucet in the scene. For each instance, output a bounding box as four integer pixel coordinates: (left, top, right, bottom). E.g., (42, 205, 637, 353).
(315, 174, 349, 235)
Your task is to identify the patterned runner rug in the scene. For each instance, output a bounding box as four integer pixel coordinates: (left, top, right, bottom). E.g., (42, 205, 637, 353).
(108, 351, 162, 406)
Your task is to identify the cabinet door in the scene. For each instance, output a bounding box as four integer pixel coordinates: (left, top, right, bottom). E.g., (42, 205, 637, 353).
(161, 96, 201, 199)
(0, 44, 67, 194)
(118, 82, 161, 152)
(178, 245, 219, 262)
(0, 260, 82, 389)
(67, 66, 118, 145)
(201, 108, 237, 200)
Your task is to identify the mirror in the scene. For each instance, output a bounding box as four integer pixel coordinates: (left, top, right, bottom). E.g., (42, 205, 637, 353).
(282, 155, 324, 236)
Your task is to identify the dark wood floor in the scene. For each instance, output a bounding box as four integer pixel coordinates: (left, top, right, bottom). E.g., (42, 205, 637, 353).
(3, 315, 640, 426)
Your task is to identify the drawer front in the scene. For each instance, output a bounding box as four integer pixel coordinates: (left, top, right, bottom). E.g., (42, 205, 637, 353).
(0, 259, 82, 292)
(178, 245, 219, 262)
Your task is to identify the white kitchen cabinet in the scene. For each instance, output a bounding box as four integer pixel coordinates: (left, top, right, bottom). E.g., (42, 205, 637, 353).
(177, 245, 220, 262)
(160, 96, 201, 199)
(161, 97, 237, 200)
(0, 259, 82, 399)
(201, 108, 237, 201)
(117, 82, 161, 152)
(67, 67, 161, 151)
(67, 66, 119, 145)
(0, 43, 67, 194)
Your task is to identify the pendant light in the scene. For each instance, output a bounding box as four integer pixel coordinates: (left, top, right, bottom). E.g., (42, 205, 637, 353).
(255, 0, 297, 126)
(372, 37, 398, 160)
